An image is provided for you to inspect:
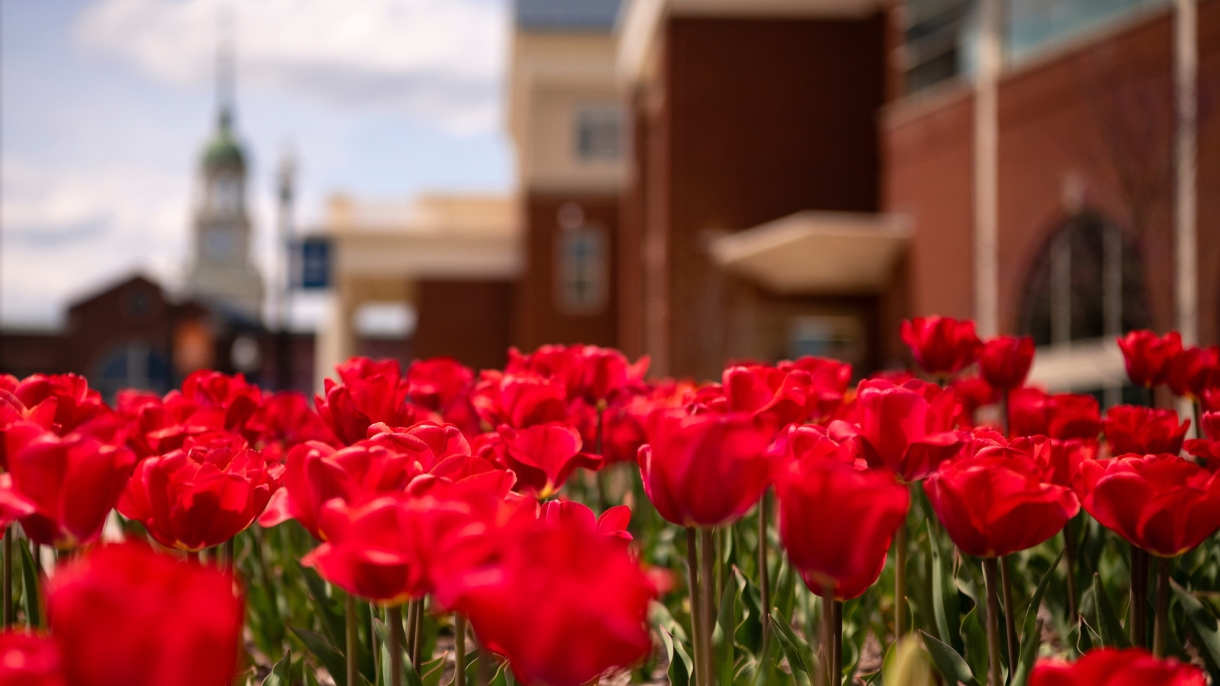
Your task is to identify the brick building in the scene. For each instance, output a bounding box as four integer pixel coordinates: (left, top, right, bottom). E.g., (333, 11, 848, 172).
(605, 0, 1219, 400)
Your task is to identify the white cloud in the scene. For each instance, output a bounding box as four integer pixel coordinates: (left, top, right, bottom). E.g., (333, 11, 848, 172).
(1, 156, 192, 327)
(72, 0, 508, 134)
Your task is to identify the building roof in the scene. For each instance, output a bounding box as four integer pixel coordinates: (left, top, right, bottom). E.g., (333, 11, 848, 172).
(515, 0, 623, 31)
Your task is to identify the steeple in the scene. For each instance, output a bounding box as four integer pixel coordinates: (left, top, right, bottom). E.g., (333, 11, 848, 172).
(186, 4, 264, 322)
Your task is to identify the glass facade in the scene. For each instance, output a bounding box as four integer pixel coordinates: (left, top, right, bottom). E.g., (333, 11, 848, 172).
(904, 0, 1170, 94)
(1007, 0, 1168, 61)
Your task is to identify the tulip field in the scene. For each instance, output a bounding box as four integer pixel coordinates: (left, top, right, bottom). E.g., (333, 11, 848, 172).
(3, 318, 1220, 686)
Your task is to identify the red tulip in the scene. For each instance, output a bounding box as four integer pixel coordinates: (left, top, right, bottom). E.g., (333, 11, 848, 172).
(47, 543, 243, 686)
(1183, 411, 1220, 467)
(776, 456, 909, 600)
(638, 410, 777, 527)
(303, 495, 429, 603)
(979, 431, 1097, 488)
(1167, 346, 1219, 399)
(12, 374, 110, 437)
(1009, 388, 1101, 440)
(978, 335, 1035, 391)
(835, 379, 967, 483)
(951, 375, 1000, 426)
(540, 500, 633, 546)
(1075, 453, 1220, 557)
(242, 391, 337, 460)
(1102, 406, 1189, 456)
(497, 422, 600, 497)
(365, 421, 471, 473)
(900, 316, 982, 377)
(0, 632, 63, 686)
(471, 372, 568, 429)
(1117, 330, 1182, 388)
(177, 370, 262, 432)
(406, 357, 481, 436)
(1030, 648, 1205, 686)
(118, 440, 283, 551)
(777, 356, 853, 422)
(117, 373, 261, 459)
(307, 469, 533, 603)
(316, 357, 429, 445)
(716, 364, 814, 427)
(0, 475, 35, 531)
(5, 423, 137, 548)
(570, 346, 648, 403)
(926, 451, 1079, 558)
(438, 514, 659, 686)
(770, 424, 860, 466)
(256, 439, 414, 538)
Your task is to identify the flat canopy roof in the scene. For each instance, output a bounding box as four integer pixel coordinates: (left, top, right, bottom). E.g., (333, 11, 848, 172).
(708, 211, 910, 295)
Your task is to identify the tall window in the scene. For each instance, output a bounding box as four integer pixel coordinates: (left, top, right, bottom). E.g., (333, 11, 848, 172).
(556, 227, 608, 315)
(575, 107, 622, 162)
(904, 0, 973, 94)
(1018, 213, 1148, 346)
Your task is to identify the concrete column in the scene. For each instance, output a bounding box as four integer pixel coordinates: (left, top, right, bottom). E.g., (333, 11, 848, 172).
(974, 0, 1002, 337)
(1175, 0, 1198, 346)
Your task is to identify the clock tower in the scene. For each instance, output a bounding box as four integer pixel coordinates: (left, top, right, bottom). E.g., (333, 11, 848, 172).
(185, 33, 264, 321)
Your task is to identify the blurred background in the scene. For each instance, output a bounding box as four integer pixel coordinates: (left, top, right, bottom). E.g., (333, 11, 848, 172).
(0, 0, 1215, 408)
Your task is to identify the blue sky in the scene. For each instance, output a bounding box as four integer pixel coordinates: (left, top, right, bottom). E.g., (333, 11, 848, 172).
(0, 0, 513, 328)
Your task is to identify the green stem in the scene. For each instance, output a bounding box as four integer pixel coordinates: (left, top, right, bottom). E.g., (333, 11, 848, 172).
(821, 588, 836, 686)
(1001, 557, 1018, 683)
(346, 594, 359, 686)
(453, 614, 467, 686)
(1153, 557, 1171, 658)
(388, 604, 405, 686)
(895, 520, 908, 638)
(834, 601, 843, 682)
(3, 526, 12, 627)
(1063, 521, 1078, 623)
(476, 646, 492, 686)
(700, 528, 717, 686)
(405, 599, 419, 667)
(224, 538, 235, 572)
(371, 603, 381, 682)
(1131, 547, 1148, 648)
(686, 527, 705, 686)
(759, 491, 771, 655)
(411, 597, 424, 667)
(983, 558, 1004, 686)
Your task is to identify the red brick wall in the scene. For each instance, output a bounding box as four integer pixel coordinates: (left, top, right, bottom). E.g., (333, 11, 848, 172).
(633, 15, 886, 379)
(515, 193, 619, 352)
(885, 4, 1220, 345)
(415, 280, 514, 371)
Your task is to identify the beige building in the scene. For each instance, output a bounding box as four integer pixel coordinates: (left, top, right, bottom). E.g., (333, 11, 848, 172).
(313, 193, 520, 386)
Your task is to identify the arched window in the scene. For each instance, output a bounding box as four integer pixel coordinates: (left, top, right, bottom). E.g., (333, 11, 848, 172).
(1017, 213, 1149, 403)
(1019, 213, 1148, 346)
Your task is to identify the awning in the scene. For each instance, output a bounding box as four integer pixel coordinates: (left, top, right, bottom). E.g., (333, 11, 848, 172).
(708, 211, 911, 295)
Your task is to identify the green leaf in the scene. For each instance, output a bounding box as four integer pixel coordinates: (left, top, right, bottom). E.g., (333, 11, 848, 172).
(931, 534, 962, 654)
(1011, 549, 1063, 686)
(18, 542, 40, 628)
(769, 616, 813, 686)
(713, 571, 739, 686)
(1091, 574, 1131, 649)
(420, 655, 446, 686)
(297, 564, 347, 648)
(920, 631, 978, 686)
(960, 607, 987, 683)
(291, 627, 354, 686)
(661, 626, 693, 686)
(262, 652, 292, 686)
(1171, 579, 1220, 682)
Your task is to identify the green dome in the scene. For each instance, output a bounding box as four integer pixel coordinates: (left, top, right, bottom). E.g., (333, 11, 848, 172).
(202, 109, 246, 171)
